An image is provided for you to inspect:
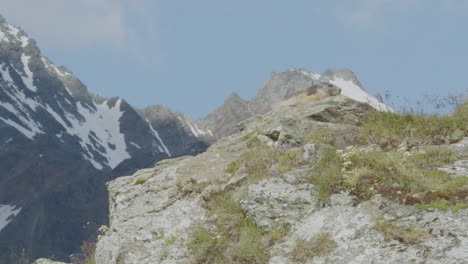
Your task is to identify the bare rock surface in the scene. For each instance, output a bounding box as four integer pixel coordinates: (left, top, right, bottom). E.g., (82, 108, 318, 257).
(96, 96, 467, 264)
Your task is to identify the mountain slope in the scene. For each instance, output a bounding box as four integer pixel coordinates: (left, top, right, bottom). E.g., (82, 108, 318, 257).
(0, 14, 394, 263)
(94, 94, 467, 264)
(0, 15, 207, 262)
(196, 68, 392, 140)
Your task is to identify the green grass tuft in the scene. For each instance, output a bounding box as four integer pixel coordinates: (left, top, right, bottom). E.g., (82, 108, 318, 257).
(188, 227, 224, 264)
(134, 179, 146, 185)
(415, 200, 468, 213)
(308, 148, 343, 203)
(241, 130, 258, 142)
(341, 148, 466, 205)
(237, 142, 303, 184)
(188, 193, 270, 263)
(374, 218, 426, 244)
(303, 128, 334, 145)
(291, 233, 337, 262)
(225, 161, 240, 176)
(360, 101, 468, 149)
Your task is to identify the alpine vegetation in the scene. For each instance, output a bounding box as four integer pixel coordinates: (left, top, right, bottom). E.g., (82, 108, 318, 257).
(94, 90, 467, 263)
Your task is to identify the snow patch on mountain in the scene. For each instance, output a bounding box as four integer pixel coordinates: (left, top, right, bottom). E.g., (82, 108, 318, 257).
(130, 142, 141, 149)
(0, 21, 27, 47)
(0, 64, 14, 84)
(0, 30, 6, 42)
(328, 77, 393, 112)
(41, 57, 71, 78)
(42, 99, 131, 170)
(184, 118, 212, 137)
(19, 36, 28, 47)
(146, 120, 171, 157)
(0, 24, 28, 47)
(0, 204, 21, 232)
(77, 99, 130, 169)
(20, 55, 37, 92)
(297, 69, 322, 80)
(0, 65, 44, 139)
(7, 24, 19, 37)
(295, 69, 393, 112)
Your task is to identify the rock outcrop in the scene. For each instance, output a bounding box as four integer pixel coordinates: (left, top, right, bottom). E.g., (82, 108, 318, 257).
(95, 95, 467, 263)
(195, 68, 392, 140)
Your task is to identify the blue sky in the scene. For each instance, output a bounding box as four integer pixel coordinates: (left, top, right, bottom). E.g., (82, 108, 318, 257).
(1, 0, 467, 118)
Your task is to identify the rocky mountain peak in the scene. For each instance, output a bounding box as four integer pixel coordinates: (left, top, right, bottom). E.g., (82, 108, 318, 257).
(142, 104, 174, 118)
(194, 67, 392, 141)
(0, 14, 210, 263)
(323, 68, 360, 84)
(224, 92, 246, 105)
(0, 13, 400, 263)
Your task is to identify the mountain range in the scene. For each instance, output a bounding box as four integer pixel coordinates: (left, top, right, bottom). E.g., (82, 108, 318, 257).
(0, 15, 389, 263)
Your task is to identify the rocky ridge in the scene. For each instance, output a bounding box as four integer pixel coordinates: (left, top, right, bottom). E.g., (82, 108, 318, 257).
(195, 68, 393, 140)
(0, 15, 210, 262)
(0, 13, 397, 262)
(94, 95, 467, 264)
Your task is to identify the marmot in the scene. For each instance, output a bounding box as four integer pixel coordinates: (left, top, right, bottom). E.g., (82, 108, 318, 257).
(274, 83, 342, 109)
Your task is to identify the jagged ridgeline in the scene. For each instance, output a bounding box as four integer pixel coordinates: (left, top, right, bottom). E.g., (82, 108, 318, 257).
(93, 96, 467, 262)
(0, 12, 397, 263)
(0, 15, 210, 263)
(1, 13, 467, 264)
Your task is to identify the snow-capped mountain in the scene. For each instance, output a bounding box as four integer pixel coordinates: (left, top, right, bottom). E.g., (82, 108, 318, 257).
(0, 14, 392, 263)
(0, 15, 210, 263)
(196, 68, 392, 139)
(138, 105, 211, 157)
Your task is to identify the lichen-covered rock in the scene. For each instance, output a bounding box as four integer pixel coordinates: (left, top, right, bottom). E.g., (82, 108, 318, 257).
(439, 159, 468, 178)
(241, 175, 317, 231)
(449, 137, 468, 158)
(95, 96, 468, 264)
(268, 194, 468, 264)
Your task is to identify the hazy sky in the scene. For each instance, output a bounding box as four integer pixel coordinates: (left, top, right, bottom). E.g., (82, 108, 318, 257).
(1, 0, 467, 118)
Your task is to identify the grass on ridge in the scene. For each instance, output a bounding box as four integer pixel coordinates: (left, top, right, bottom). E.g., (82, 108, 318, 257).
(360, 100, 468, 148)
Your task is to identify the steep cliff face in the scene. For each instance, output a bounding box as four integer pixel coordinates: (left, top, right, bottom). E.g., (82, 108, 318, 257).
(95, 95, 467, 264)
